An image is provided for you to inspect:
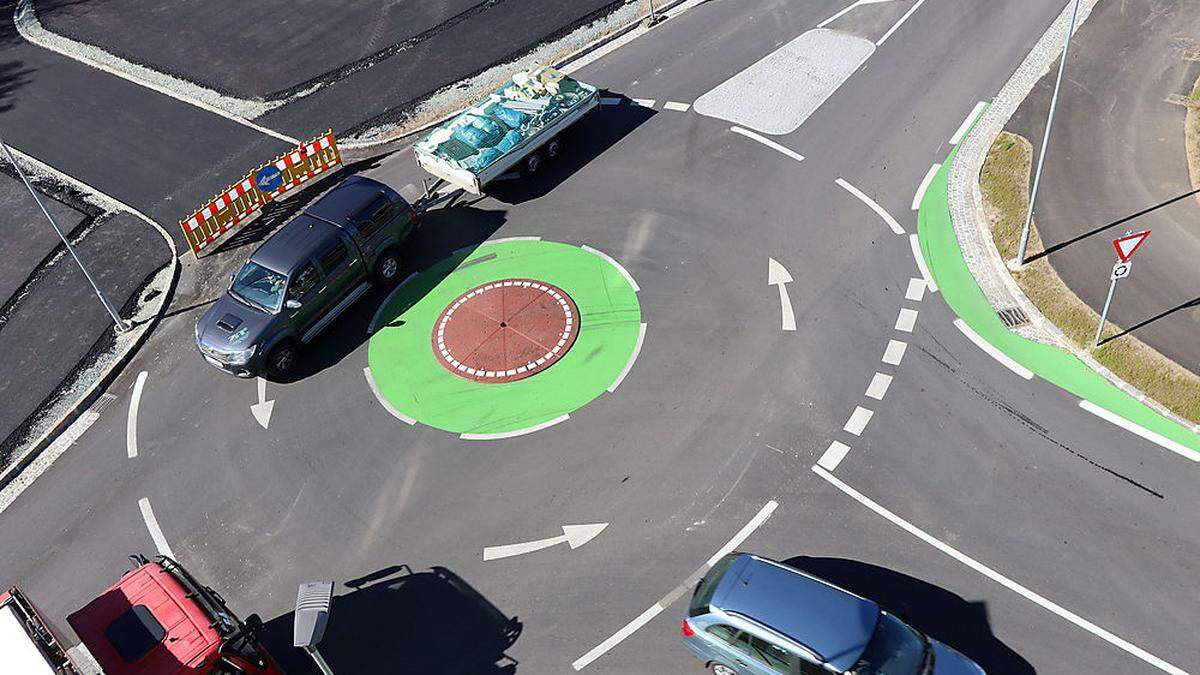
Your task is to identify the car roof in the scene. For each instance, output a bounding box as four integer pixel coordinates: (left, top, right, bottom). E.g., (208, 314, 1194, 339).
(304, 175, 391, 225)
(250, 214, 339, 274)
(711, 554, 880, 672)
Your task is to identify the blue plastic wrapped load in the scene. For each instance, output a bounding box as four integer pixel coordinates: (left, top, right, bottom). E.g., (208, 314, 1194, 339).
(491, 105, 527, 129)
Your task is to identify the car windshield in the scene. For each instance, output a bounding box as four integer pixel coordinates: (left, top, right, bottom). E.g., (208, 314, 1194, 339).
(852, 613, 928, 675)
(230, 261, 286, 313)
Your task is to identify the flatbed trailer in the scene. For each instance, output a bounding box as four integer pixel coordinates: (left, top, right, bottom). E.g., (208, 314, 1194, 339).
(414, 66, 599, 194)
(0, 586, 78, 674)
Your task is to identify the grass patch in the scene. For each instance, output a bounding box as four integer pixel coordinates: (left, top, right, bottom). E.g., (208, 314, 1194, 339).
(980, 131, 1200, 424)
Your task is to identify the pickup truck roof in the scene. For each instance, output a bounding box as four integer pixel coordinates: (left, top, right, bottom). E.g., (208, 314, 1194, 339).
(304, 175, 390, 226)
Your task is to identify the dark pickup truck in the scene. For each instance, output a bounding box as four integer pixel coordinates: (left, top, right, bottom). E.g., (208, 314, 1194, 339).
(195, 176, 417, 378)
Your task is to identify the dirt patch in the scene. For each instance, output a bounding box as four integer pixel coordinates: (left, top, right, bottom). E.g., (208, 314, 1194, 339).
(981, 131, 1200, 423)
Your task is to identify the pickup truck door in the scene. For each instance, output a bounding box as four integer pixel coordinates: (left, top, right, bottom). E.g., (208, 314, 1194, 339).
(284, 260, 324, 337)
(314, 233, 360, 303)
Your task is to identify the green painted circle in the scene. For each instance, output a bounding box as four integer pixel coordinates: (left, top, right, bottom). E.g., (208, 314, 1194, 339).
(368, 240, 642, 435)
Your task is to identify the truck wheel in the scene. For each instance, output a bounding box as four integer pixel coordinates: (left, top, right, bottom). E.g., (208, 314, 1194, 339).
(546, 139, 561, 159)
(266, 341, 298, 378)
(525, 153, 543, 174)
(375, 250, 402, 284)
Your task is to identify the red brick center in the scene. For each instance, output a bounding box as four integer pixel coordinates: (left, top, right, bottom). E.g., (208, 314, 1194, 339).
(432, 279, 579, 383)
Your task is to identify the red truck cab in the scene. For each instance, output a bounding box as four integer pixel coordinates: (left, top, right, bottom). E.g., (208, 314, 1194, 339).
(65, 555, 283, 675)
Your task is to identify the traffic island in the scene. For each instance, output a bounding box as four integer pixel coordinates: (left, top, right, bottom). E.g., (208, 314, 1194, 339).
(368, 239, 642, 438)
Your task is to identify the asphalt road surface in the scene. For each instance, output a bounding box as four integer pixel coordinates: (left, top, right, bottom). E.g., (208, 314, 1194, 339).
(2, 1, 1198, 674)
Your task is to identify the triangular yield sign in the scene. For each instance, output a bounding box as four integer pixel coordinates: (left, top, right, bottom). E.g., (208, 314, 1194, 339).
(1112, 230, 1150, 263)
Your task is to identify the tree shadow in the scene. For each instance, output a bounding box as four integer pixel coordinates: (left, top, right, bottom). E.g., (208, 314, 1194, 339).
(485, 93, 655, 204)
(1100, 295, 1199, 345)
(1026, 187, 1199, 263)
(270, 203, 506, 383)
(782, 557, 1035, 675)
(259, 565, 521, 675)
(0, 59, 32, 114)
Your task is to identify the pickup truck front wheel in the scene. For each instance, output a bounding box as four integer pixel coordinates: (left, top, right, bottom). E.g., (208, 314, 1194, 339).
(266, 341, 298, 378)
(375, 249, 402, 284)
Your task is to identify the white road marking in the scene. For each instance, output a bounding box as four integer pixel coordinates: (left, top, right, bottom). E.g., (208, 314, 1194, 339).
(581, 245, 641, 292)
(138, 498, 176, 559)
(663, 101, 691, 112)
(817, 0, 897, 28)
(905, 277, 927, 302)
(461, 414, 569, 440)
(730, 126, 805, 163)
(632, 98, 657, 107)
(126, 371, 147, 459)
(608, 323, 648, 392)
(600, 97, 623, 105)
(572, 500, 778, 670)
(1078, 401, 1199, 462)
(909, 233, 938, 292)
(817, 440, 852, 471)
(488, 235, 542, 244)
(811, 465, 1189, 675)
(250, 376, 275, 430)
(895, 307, 918, 333)
(882, 339, 908, 366)
(865, 372, 893, 400)
(836, 178, 904, 234)
(912, 163, 940, 210)
(368, 271, 419, 334)
(767, 258, 797, 331)
(876, 0, 928, 47)
(483, 523, 608, 561)
(843, 406, 874, 436)
(950, 101, 989, 145)
(952, 319, 1034, 380)
(363, 367, 416, 425)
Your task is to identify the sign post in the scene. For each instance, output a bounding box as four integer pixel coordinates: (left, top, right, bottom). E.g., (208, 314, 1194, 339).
(1093, 230, 1150, 347)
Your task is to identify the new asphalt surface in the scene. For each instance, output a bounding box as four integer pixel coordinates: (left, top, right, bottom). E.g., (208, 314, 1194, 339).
(2, 1, 1198, 674)
(1007, 0, 1200, 374)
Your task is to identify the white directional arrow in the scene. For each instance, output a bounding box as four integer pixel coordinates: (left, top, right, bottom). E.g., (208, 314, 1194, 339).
(768, 258, 796, 331)
(250, 377, 275, 429)
(483, 523, 608, 561)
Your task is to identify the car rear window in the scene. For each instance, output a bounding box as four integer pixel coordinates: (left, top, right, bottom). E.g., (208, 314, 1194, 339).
(689, 554, 736, 617)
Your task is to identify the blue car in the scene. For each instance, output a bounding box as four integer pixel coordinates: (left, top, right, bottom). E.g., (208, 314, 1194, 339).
(682, 553, 984, 675)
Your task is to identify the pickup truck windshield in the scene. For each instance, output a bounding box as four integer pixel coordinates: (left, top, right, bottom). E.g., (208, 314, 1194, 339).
(230, 262, 286, 313)
(852, 613, 928, 675)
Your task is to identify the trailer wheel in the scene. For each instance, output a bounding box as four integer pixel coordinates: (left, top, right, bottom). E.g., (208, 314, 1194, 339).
(546, 139, 562, 159)
(525, 153, 543, 174)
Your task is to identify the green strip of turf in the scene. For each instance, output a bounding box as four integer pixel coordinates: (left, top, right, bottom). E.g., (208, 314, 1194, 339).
(918, 136, 1200, 455)
(367, 239, 642, 435)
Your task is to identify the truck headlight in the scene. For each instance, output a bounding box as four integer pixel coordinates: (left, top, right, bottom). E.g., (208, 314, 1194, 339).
(227, 345, 257, 365)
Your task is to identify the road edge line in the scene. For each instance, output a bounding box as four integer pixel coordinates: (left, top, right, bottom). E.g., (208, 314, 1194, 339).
(362, 367, 417, 426)
(137, 497, 176, 559)
(908, 233, 937, 292)
(608, 323, 647, 393)
(953, 319, 1034, 380)
(1078, 401, 1199, 462)
(126, 371, 147, 459)
(460, 414, 570, 440)
(581, 244, 640, 292)
(730, 126, 806, 163)
(835, 178, 905, 235)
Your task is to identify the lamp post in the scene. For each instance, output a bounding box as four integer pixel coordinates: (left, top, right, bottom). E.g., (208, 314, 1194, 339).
(1013, 0, 1083, 267)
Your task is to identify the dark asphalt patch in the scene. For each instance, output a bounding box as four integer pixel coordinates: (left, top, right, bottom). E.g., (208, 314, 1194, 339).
(0, 168, 92, 305)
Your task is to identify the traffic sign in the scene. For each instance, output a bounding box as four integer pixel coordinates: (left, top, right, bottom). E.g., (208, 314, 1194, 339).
(255, 165, 284, 193)
(1111, 261, 1131, 280)
(1112, 230, 1150, 263)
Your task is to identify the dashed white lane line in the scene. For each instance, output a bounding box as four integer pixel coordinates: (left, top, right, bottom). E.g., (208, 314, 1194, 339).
(632, 98, 657, 108)
(909, 233, 938, 292)
(663, 101, 691, 112)
(876, 0, 928, 47)
(912, 163, 940, 210)
(950, 101, 989, 145)
(895, 307, 918, 333)
(882, 339, 908, 366)
(600, 97, 623, 105)
(811, 465, 1189, 675)
(817, 440, 852, 471)
(835, 178, 904, 235)
(138, 498, 176, 559)
(1078, 401, 1199, 463)
(952, 319, 1034, 380)
(816, 0, 896, 29)
(581, 245, 641, 292)
(126, 371, 147, 459)
(865, 372, 893, 400)
(843, 406, 874, 436)
(363, 368, 417, 425)
(461, 414, 570, 441)
(608, 323, 648, 393)
(730, 126, 805, 163)
(573, 500, 779, 670)
(905, 277, 927, 302)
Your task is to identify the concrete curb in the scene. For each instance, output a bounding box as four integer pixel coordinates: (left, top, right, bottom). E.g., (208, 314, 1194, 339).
(0, 147, 180, 497)
(948, 0, 1200, 434)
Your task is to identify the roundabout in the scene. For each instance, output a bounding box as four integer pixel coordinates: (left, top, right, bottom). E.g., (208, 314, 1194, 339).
(367, 238, 643, 437)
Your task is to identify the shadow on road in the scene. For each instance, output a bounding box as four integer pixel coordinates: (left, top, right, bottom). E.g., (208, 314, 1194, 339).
(1028, 187, 1200, 263)
(1101, 294, 1199, 345)
(782, 556, 1035, 674)
(271, 203, 506, 383)
(260, 565, 521, 675)
(486, 95, 654, 204)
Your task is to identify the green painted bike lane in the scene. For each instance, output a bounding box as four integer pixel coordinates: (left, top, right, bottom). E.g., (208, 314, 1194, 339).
(917, 134, 1200, 457)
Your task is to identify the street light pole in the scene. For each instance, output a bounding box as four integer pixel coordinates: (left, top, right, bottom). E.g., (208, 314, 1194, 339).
(0, 138, 128, 332)
(1014, 0, 1082, 267)
(644, 0, 663, 27)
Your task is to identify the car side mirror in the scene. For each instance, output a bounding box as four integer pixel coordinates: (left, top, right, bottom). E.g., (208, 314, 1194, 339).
(228, 273, 236, 284)
(285, 299, 302, 309)
(244, 614, 264, 633)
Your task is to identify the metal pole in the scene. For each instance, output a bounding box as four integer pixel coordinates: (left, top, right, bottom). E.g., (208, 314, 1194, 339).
(1015, 0, 1082, 266)
(0, 138, 128, 332)
(1093, 275, 1117, 347)
(305, 646, 336, 675)
(644, 0, 662, 26)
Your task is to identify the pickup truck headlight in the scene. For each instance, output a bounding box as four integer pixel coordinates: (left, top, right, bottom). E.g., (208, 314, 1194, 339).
(226, 345, 257, 365)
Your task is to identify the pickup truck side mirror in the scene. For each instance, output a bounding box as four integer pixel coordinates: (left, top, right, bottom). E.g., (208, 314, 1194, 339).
(285, 299, 302, 310)
(228, 273, 236, 284)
